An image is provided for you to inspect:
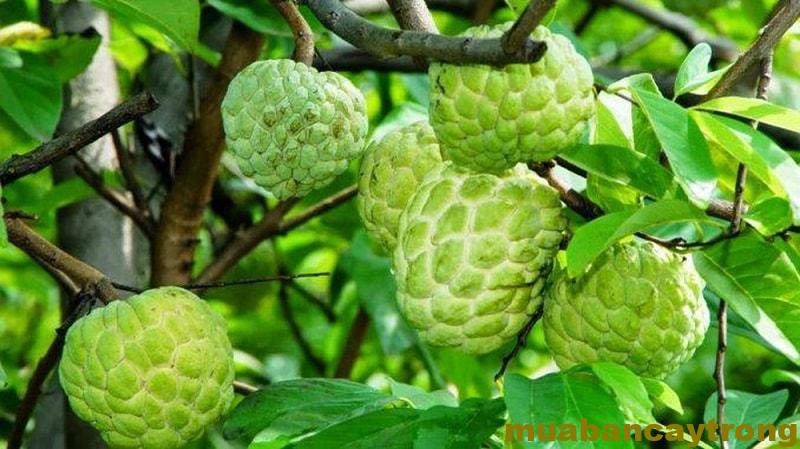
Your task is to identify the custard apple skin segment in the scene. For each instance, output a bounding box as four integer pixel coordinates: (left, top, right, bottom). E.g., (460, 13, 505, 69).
(357, 121, 444, 253)
(543, 240, 709, 378)
(429, 23, 595, 172)
(59, 287, 235, 449)
(222, 59, 368, 200)
(393, 164, 567, 354)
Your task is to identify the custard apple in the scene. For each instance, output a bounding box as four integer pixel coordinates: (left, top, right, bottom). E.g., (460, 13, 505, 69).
(222, 59, 368, 200)
(543, 240, 709, 378)
(357, 121, 444, 253)
(59, 287, 235, 449)
(394, 164, 567, 354)
(429, 23, 595, 173)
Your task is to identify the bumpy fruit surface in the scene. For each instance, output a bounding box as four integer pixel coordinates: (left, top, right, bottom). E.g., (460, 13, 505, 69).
(59, 287, 235, 449)
(357, 121, 444, 253)
(429, 23, 595, 172)
(394, 164, 567, 354)
(543, 240, 709, 378)
(222, 59, 368, 200)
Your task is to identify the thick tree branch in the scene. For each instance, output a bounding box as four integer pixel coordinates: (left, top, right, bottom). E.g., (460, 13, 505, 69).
(151, 22, 264, 286)
(271, 0, 316, 65)
(704, 0, 800, 100)
(0, 92, 158, 185)
(502, 0, 556, 53)
(601, 0, 738, 61)
(303, 0, 547, 65)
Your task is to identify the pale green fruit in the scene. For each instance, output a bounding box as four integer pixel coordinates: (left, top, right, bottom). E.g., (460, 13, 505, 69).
(429, 23, 595, 173)
(543, 240, 709, 378)
(59, 287, 235, 449)
(222, 59, 368, 200)
(394, 164, 567, 354)
(357, 121, 445, 253)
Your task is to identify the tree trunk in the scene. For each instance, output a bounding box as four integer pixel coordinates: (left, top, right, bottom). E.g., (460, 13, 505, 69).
(28, 3, 149, 448)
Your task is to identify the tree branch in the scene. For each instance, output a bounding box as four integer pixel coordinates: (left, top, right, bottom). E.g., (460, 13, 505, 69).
(0, 92, 158, 185)
(502, 0, 556, 53)
(335, 308, 370, 378)
(303, 0, 548, 65)
(494, 306, 543, 381)
(388, 0, 439, 33)
(600, 0, 738, 61)
(271, 0, 316, 65)
(5, 215, 118, 301)
(279, 280, 326, 374)
(704, 0, 799, 100)
(111, 129, 152, 224)
(151, 22, 264, 286)
(73, 156, 156, 239)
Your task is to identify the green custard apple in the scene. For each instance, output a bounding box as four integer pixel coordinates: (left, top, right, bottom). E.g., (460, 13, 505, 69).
(429, 23, 595, 173)
(543, 240, 709, 378)
(222, 59, 368, 200)
(357, 121, 444, 253)
(394, 164, 567, 354)
(59, 287, 235, 449)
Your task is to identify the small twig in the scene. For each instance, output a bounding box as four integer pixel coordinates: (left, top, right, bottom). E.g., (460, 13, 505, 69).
(471, 0, 500, 23)
(0, 92, 158, 185)
(704, 0, 800, 100)
(111, 272, 331, 294)
(111, 129, 153, 222)
(335, 308, 370, 378)
(502, 0, 557, 53)
(714, 299, 729, 449)
(302, 0, 547, 65)
(574, 1, 605, 35)
(271, 0, 316, 65)
(7, 289, 98, 449)
(387, 0, 439, 67)
(494, 307, 544, 381)
(279, 279, 326, 374)
(529, 162, 603, 220)
(287, 280, 336, 322)
(591, 26, 660, 66)
(234, 380, 258, 396)
(73, 156, 156, 239)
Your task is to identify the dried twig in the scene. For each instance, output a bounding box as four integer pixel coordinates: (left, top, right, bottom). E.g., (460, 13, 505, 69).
(302, 0, 547, 65)
(0, 93, 158, 185)
(111, 129, 153, 223)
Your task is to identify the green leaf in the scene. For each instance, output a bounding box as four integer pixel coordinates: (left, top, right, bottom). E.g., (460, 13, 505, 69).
(566, 200, 718, 277)
(208, 0, 290, 36)
(414, 398, 506, 449)
(674, 43, 728, 97)
(745, 197, 793, 235)
(761, 369, 800, 387)
(594, 98, 632, 148)
(290, 408, 421, 449)
(640, 378, 683, 415)
(0, 52, 62, 141)
(674, 43, 712, 97)
(694, 232, 800, 364)
(13, 32, 101, 82)
(0, 361, 7, 389)
(339, 233, 417, 355)
(630, 87, 717, 207)
(693, 111, 800, 223)
(504, 372, 633, 449)
(222, 378, 393, 441)
(589, 363, 655, 424)
(388, 379, 458, 410)
(696, 96, 800, 134)
(91, 0, 199, 52)
(703, 390, 789, 449)
(560, 144, 676, 199)
(0, 47, 22, 68)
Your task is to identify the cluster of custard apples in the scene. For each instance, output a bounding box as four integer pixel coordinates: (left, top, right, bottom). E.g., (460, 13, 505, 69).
(58, 22, 710, 449)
